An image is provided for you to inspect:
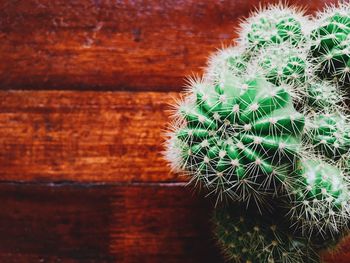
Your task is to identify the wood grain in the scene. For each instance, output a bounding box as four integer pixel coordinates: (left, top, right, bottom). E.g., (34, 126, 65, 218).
(321, 235, 350, 263)
(0, 0, 337, 91)
(0, 181, 345, 263)
(0, 182, 222, 263)
(0, 90, 181, 182)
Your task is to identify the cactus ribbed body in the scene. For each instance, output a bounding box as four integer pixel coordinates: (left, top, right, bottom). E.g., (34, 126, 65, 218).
(247, 16, 303, 49)
(213, 206, 318, 263)
(258, 46, 307, 87)
(248, 44, 309, 95)
(205, 47, 248, 82)
(307, 113, 350, 160)
(171, 76, 304, 203)
(306, 80, 341, 109)
(311, 4, 350, 85)
(288, 159, 350, 235)
(239, 5, 309, 51)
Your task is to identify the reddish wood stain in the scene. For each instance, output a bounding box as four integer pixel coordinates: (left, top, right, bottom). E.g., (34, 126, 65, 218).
(0, 91, 179, 182)
(0, 0, 337, 91)
(0, 183, 221, 262)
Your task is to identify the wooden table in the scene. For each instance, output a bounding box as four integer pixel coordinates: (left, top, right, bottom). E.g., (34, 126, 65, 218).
(0, 0, 348, 262)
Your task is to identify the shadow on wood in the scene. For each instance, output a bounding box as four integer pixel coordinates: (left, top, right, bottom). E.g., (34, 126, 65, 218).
(0, 183, 222, 262)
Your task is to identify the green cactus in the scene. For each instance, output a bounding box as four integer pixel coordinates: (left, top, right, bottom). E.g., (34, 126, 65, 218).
(238, 4, 310, 51)
(246, 44, 309, 99)
(257, 45, 307, 86)
(166, 74, 305, 204)
(306, 112, 350, 160)
(287, 159, 350, 236)
(164, 3, 350, 262)
(310, 3, 350, 85)
(205, 46, 249, 83)
(306, 80, 343, 110)
(213, 205, 319, 263)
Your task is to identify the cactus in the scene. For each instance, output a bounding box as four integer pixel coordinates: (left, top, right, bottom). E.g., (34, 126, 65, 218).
(286, 159, 350, 237)
(257, 45, 307, 86)
(164, 2, 350, 262)
(165, 74, 305, 204)
(310, 3, 350, 85)
(238, 4, 311, 52)
(306, 80, 343, 110)
(305, 112, 350, 160)
(205, 46, 249, 83)
(246, 44, 309, 101)
(213, 205, 319, 263)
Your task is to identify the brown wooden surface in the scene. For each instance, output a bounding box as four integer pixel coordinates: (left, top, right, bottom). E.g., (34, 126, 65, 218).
(0, 0, 337, 91)
(0, 91, 179, 182)
(1, 0, 349, 262)
(0, 182, 221, 263)
(321, 235, 350, 263)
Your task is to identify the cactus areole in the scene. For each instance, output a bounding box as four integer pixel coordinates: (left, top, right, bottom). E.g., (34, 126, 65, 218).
(164, 2, 350, 263)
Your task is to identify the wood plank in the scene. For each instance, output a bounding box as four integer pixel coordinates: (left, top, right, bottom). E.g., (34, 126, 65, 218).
(0, 90, 180, 182)
(0, 0, 336, 91)
(0, 182, 222, 263)
(0, 181, 344, 263)
(321, 235, 350, 263)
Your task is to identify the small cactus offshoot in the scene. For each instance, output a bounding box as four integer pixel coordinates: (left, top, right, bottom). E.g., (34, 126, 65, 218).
(205, 46, 249, 83)
(213, 206, 319, 263)
(238, 4, 310, 51)
(306, 80, 343, 110)
(306, 112, 350, 160)
(287, 159, 350, 237)
(246, 43, 309, 98)
(164, 2, 350, 262)
(310, 3, 350, 86)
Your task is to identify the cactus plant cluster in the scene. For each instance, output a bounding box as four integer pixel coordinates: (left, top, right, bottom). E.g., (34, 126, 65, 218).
(165, 2, 350, 262)
(310, 3, 350, 85)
